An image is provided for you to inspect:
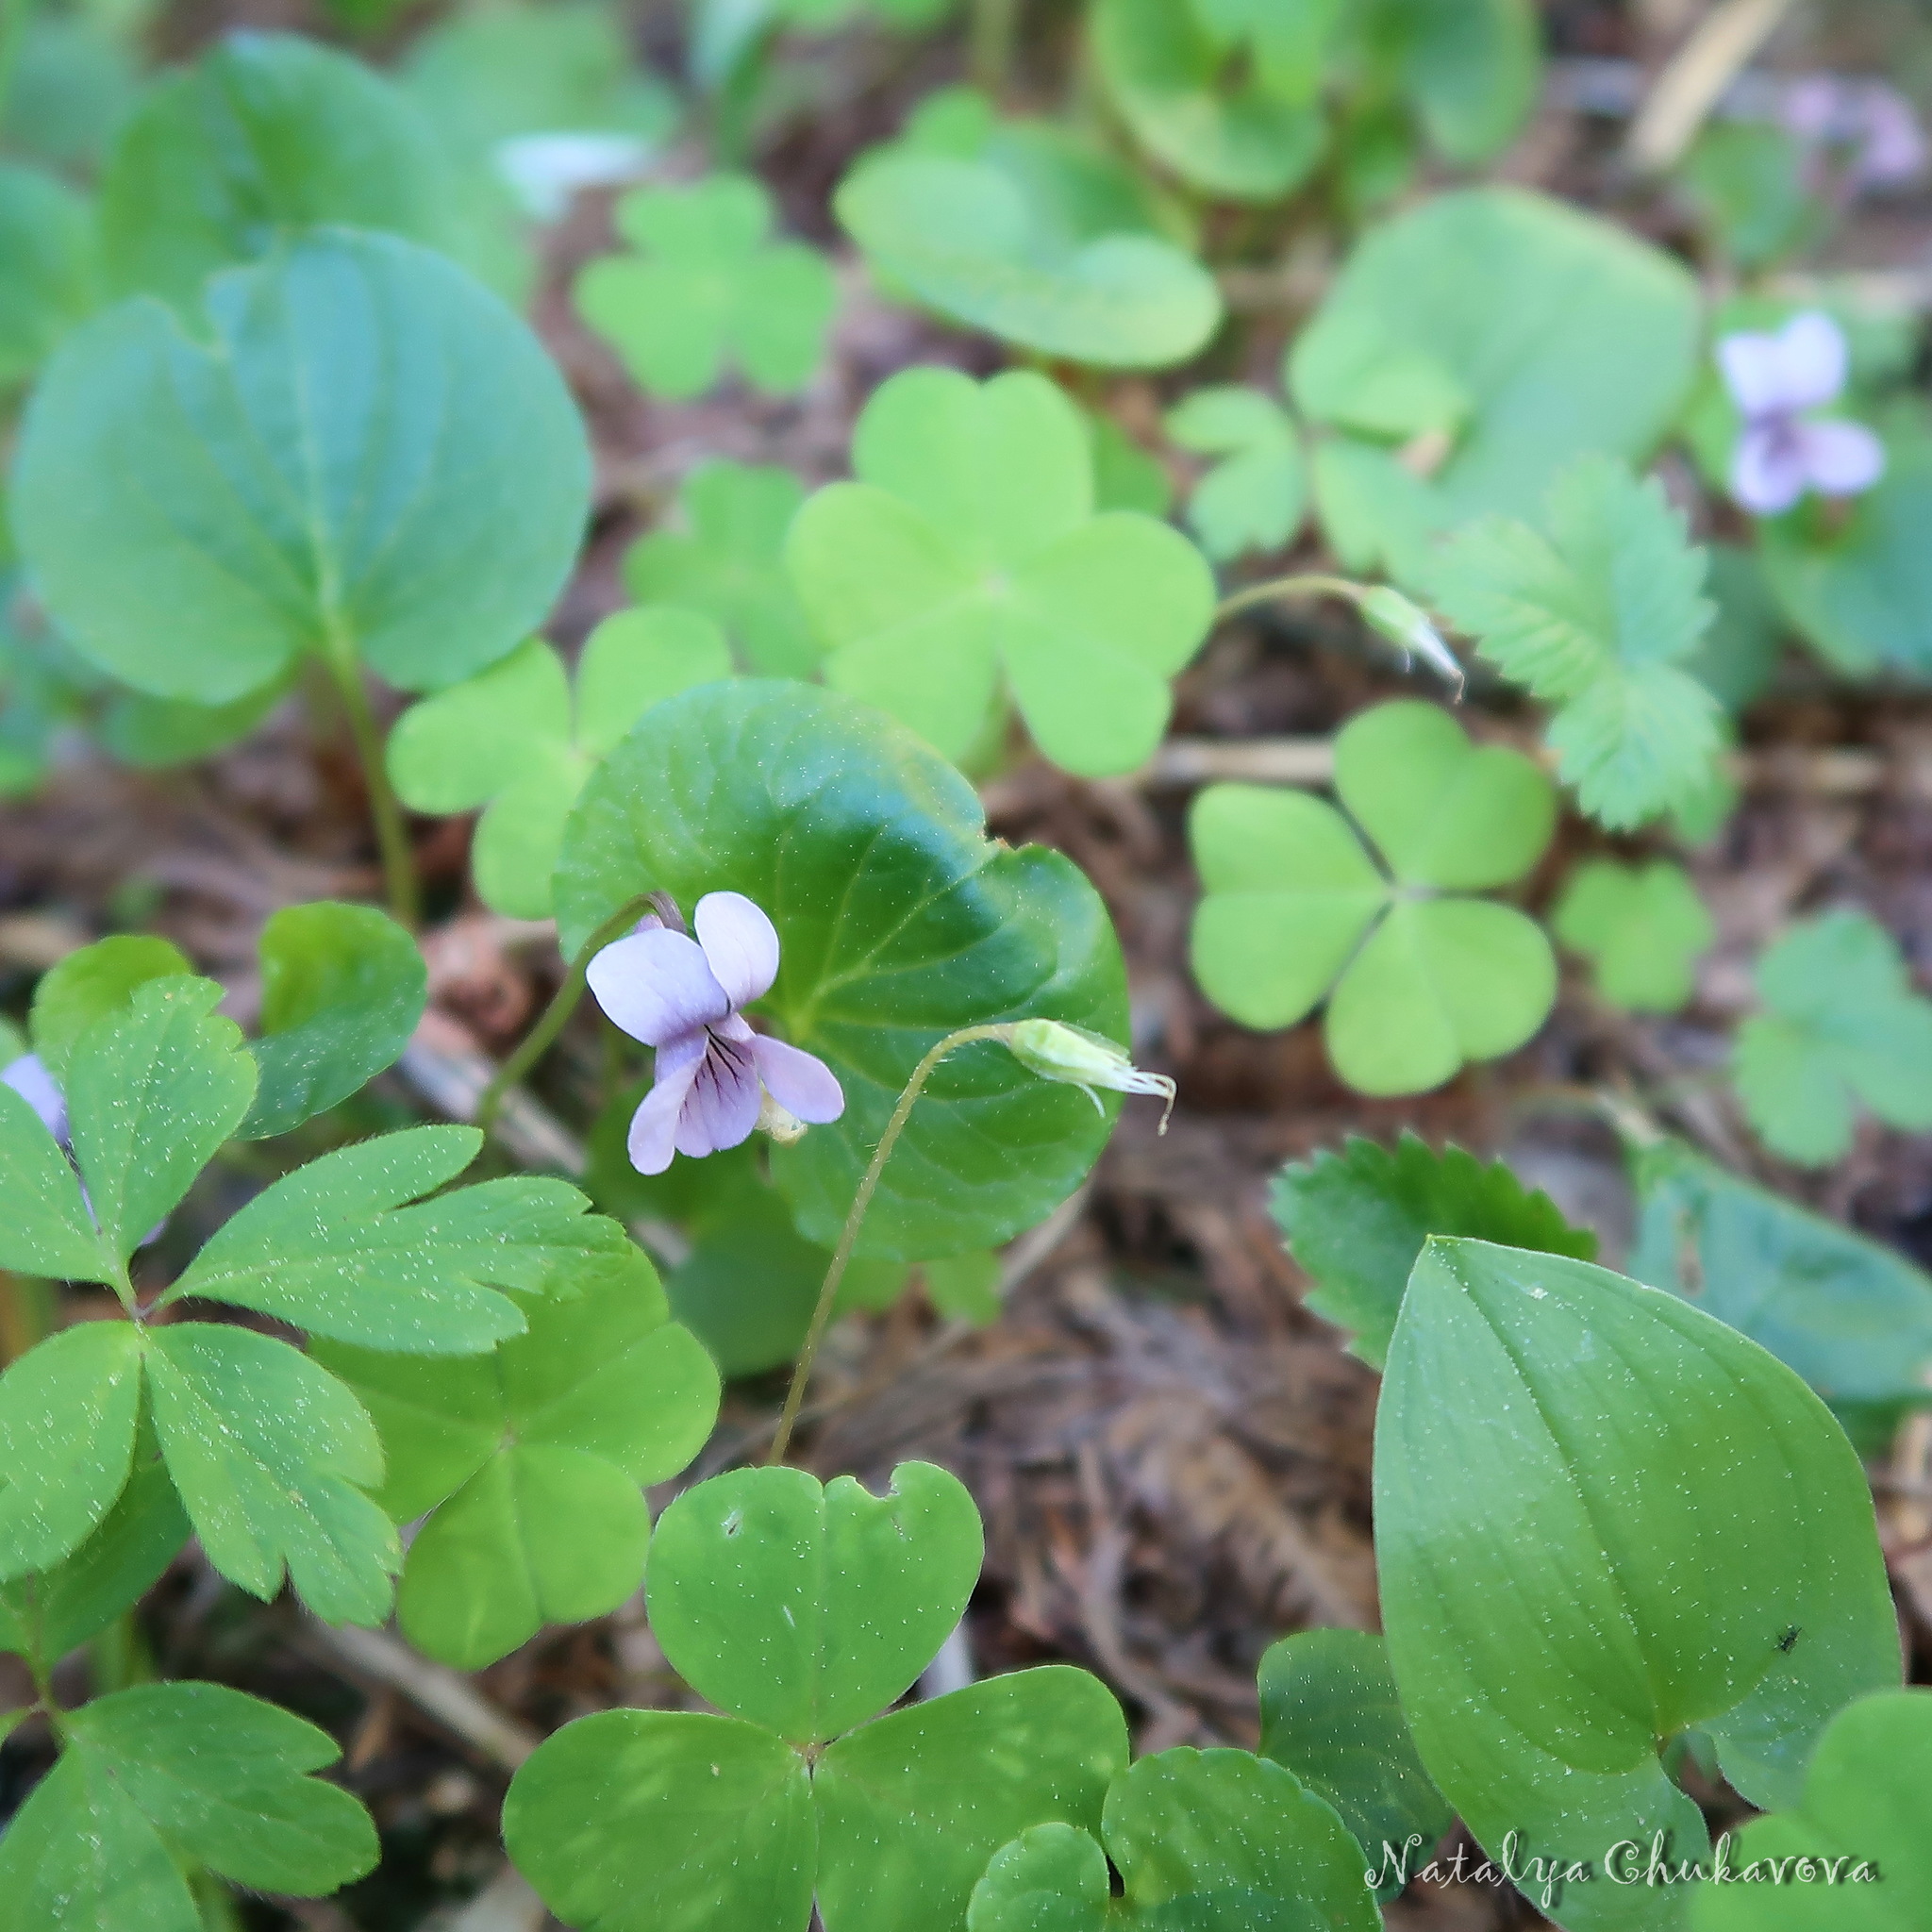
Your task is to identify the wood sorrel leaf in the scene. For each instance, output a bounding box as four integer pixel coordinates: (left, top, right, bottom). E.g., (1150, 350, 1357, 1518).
(556, 679, 1128, 1260)
(1164, 385, 1306, 562)
(1291, 190, 1700, 582)
(504, 1710, 816, 1932)
(318, 1252, 719, 1667)
(575, 173, 838, 399)
(167, 1124, 636, 1354)
(0, 1323, 143, 1578)
(1377, 1239, 1900, 1931)
(0, 162, 97, 389)
(145, 1324, 398, 1624)
(1553, 858, 1714, 1013)
(97, 31, 474, 311)
(1190, 701, 1556, 1096)
(1257, 1630, 1452, 1898)
(1270, 1132, 1595, 1368)
(66, 976, 258, 1263)
(13, 229, 590, 704)
(788, 367, 1216, 774)
(966, 1746, 1376, 1931)
(646, 1461, 981, 1744)
(1689, 1690, 1931, 1930)
(27, 934, 191, 1084)
(240, 901, 426, 1138)
(0, 1680, 377, 1928)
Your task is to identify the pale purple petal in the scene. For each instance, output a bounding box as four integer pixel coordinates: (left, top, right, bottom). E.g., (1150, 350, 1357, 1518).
(1731, 423, 1809, 517)
(1717, 331, 1795, 418)
(1852, 90, 1926, 190)
(751, 1035, 845, 1124)
(627, 1033, 707, 1175)
(693, 891, 779, 1009)
(1768, 311, 1848, 412)
(1798, 418, 1886, 498)
(587, 929, 730, 1047)
(675, 1028, 762, 1158)
(3, 1054, 67, 1144)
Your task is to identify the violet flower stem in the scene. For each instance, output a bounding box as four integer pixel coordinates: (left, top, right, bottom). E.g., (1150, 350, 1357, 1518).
(1215, 573, 1372, 624)
(767, 1023, 1013, 1465)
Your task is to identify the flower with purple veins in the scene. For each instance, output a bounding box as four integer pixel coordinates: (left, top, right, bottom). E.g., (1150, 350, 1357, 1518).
(588, 891, 844, 1175)
(1716, 309, 1886, 517)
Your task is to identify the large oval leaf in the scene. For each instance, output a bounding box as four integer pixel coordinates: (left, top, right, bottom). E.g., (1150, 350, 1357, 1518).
(13, 229, 590, 703)
(555, 680, 1127, 1258)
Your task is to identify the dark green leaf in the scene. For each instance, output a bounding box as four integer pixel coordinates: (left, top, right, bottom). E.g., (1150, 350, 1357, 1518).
(0, 1079, 110, 1285)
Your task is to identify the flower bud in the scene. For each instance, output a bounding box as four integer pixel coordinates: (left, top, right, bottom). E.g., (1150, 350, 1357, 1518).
(1358, 586, 1463, 694)
(757, 1091, 808, 1145)
(999, 1020, 1175, 1133)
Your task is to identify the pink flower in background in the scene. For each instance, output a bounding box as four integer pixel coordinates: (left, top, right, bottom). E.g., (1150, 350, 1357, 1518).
(1717, 310, 1886, 516)
(588, 891, 844, 1175)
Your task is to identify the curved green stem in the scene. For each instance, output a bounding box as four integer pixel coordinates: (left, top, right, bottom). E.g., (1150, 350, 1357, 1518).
(768, 1024, 1013, 1464)
(475, 893, 660, 1134)
(1215, 573, 1370, 623)
(325, 642, 419, 931)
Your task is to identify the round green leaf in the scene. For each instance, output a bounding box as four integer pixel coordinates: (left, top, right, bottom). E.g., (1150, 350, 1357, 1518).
(970, 1823, 1108, 1931)
(556, 679, 1128, 1258)
(836, 154, 1222, 370)
(97, 32, 471, 310)
(504, 1709, 815, 1932)
(646, 1461, 983, 1744)
(0, 162, 98, 389)
(241, 901, 428, 1140)
(1092, 0, 1326, 202)
(1290, 190, 1700, 572)
(13, 229, 591, 704)
(575, 606, 733, 758)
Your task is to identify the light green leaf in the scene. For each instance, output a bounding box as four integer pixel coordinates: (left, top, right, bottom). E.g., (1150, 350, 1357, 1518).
(836, 154, 1222, 371)
(242, 902, 426, 1138)
(1257, 1630, 1452, 1896)
(319, 1253, 719, 1666)
(1268, 1130, 1595, 1368)
(13, 230, 591, 704)
(646, 1461, 981, 1743)
(1432, 454, 1722, 828)
(576, 174, 837, 399)
(97, 31, 475, 310)
(1189, 701, 1556, 1095)
(1092, 0, 1326, 202)
(1627, 1138, 1932, 1439)
(624, 462, 818, 676)
(167, 1124, 635, 1354)
(0, 1323, 143, 1578)
(1377, 1239, 1900, 1932)
(557, 679, 1128, 1259)
(0, 162, 98, 390)
(388, 636, 573, 812)
(0, 1080, 111, 1284)
(815, 1668, 1129, 1932)
(144, 1324, 398, 1624)
(923, 1251, 1001, 1324)
(96, 675, 295, 772)
(1690, 1690, 1931, 1929)
(1291, 190, 1700, 573)
(1554, 858, 1713, 1012)
(67, 977, 258, 1263)
(1733, 910, 1932, 1166)
(1363, 0, 1541, 164)
(575, 607, 734, 758)
(789, 368, 1216, 774)
(1676, 123, 1822, 271)
(28, 935, 192, 1084)
(1688, 544, 1784, 712)
(1165, 387, 1306, 562)
(504, 1710, 816, 1932)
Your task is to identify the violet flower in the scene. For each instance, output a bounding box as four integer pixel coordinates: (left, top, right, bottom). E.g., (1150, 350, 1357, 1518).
(587, 891, 844, 1175)
(3, 1054, 67, 1141)
(1716, 310, 1886, 517)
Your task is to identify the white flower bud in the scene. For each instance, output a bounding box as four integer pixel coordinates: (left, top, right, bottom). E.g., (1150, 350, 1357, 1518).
(1359, 586, 1464, 694)
(999, 1020, 1175, 1133)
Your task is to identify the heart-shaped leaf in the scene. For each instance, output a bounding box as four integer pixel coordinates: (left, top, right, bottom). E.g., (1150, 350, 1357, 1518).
(13, 229, 591, 704)
(556, 678, 1128, 1259)
(575, 174, 838, 399)
(787, 368, 1216, 775)
(1553, 858, 1714, 1012)
(836, 154, 1221, 370)
(1291, 190, 1701, 581)
(0, 161, 97, 388)
(1190, 701, 1557, 1095)
(1165, 386, 1306, 562)
(1377, 1239, 1900, 1931)
(645, 1461, 981, 1743)
(1345, 0, 1541, 164)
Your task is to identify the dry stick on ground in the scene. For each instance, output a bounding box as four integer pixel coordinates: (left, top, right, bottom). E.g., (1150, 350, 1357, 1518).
(1624, 0, 1801, 172)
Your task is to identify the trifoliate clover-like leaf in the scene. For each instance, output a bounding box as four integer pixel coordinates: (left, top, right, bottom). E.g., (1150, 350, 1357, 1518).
(1164, 386, 1306, 562)
(1432, 454, 1723, 828)
(388, 611, 731, 916)
(0, 1680, 377, 1929)
(314, 1250, 718, 1668)
(1733, 909, 1932, 1166)
(1268, 1130, 1596, 1367)
(575, 174, 838, 401)
(1190, 701, 1557, 1096)
(1553, 858, 1714, 1013)
(787, 367, 1217, 775)
(625, 461, 818, 675)
(0, 161, 97, 390)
